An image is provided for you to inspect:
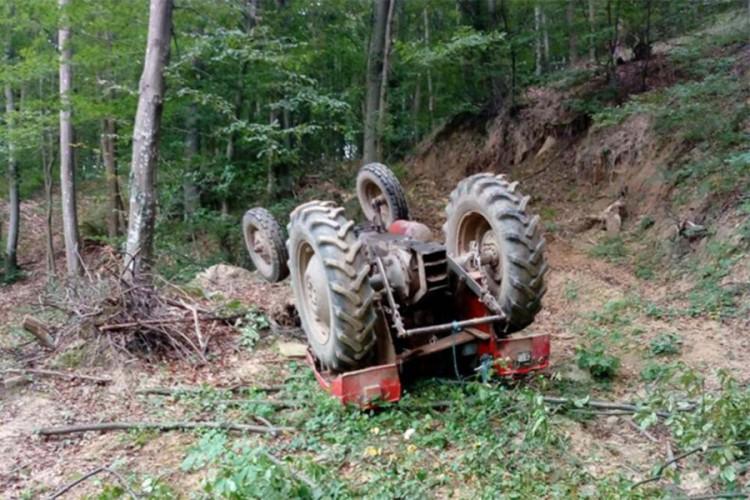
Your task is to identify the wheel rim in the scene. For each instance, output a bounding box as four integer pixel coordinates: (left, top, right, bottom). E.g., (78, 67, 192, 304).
(245, 225, 273, 277)
(296, 241, 331, 344)
(360, 178, 392, 225)
(456, 211, 503, 288)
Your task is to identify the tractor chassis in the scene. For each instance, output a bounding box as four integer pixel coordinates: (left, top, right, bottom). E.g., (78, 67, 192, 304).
(306, 232, 550, 408)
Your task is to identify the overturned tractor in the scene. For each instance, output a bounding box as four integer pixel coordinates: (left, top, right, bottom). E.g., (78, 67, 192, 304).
(243, 163, 548, 406)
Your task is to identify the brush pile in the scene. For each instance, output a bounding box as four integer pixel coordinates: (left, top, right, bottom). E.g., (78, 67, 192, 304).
(37, 246, 240, 364)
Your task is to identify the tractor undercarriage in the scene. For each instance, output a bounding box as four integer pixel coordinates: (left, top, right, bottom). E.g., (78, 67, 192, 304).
(243, 163, 549, 407)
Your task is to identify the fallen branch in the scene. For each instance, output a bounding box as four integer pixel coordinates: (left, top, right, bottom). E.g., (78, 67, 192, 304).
(136, 384, 284, 396)
(48, 465, 138, 500)
(3, 368, 112, 384)
(631, 441, 750, 490)
(542, 396, 674, 418)
(37, 420, 294, 437)
(98, 318, 191, 331)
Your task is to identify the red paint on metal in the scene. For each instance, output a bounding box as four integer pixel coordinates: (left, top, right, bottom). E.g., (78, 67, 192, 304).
(307, 350, 401, 408)
(387, 219, 411, 235)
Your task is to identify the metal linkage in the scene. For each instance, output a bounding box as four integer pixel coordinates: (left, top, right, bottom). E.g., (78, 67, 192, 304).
(400, 315, 504, 338)
(446, 256, 504, 315)
(375, 255, 406, 338)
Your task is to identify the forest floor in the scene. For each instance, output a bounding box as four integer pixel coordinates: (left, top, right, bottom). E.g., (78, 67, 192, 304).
(1, 184, 748, 498)
(1, 15, 748, 496)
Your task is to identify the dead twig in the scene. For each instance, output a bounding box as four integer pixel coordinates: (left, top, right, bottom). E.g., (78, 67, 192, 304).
(98, 318, 191, 331)
(136, 384, 284, 396)
(37, 420, 294, 437)
(542, 396, 674, 418)
(631, 441, 750, 490)
(3, 368, 112, 384)
(47, 464, 138, 499)
(626, 417, 658, 443)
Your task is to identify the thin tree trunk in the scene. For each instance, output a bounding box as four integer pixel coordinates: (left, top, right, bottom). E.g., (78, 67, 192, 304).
(499, 1, 516, 105)
(412, 77, 420, 141)
(375, 0, 397, 159)
(58, 0, 80, 276)
(266, 108, 277, 199)
(4, 83, 19, 275)
(42, 127, 56, 276)
(40, 76, 56, 276)
(363, 0, 390, 163)
(183, 104, 200, 220)
(123, 0, 173, 281)
(541, 8, 550, 69)
(423, 8, 434, 130)
(534, 4, 542, 77)
(567, 0, 578, 64)
(640, 0, 653, 91)
(588, 0, 596, 62)
(101, 118, 121, 238)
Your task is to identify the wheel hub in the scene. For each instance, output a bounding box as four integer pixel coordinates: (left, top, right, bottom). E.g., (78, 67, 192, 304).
(302, 253, 330, 343)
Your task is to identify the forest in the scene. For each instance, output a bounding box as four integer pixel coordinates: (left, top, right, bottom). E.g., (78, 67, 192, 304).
(1, 0, 749, 498)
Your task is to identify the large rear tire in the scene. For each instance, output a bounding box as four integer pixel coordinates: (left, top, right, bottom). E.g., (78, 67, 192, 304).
(287, 201, 377, 371)
(443, 174, 547, 333)
(242, 207, 289, 283)
(356, 163, 410, 227)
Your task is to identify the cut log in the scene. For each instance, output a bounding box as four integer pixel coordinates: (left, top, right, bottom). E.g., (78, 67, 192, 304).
(22, 316, 55, 349)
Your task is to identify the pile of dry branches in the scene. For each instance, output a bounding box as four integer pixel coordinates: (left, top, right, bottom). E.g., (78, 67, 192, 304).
(37, 246, 238, 364)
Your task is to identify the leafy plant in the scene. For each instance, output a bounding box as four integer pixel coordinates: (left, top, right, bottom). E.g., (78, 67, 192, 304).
(237, 310, 270, 350)
(649, 332, 682, 356)
(589, 236, 627, 263)
(576, 345, 620, 379)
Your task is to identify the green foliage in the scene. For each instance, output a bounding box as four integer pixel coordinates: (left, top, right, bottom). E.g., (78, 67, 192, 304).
(563, 280, 579, 302)
(640, 361, 678, 383)
(684, 241, 743, 319)
(576, 345, 620, 380)
(641, 369, 750, 489)
(183, 432, 313, 498)
(589, 236, 627, 263)
(237, 309, 269, 350)
(649, 332, 682, 356)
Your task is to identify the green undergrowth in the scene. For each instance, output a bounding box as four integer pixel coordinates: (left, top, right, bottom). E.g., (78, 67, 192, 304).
(92, 355, 750, 499)
(170, 373, 644, 499)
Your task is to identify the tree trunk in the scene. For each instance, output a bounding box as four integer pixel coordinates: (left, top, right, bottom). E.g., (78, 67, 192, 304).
(123, 0, 173, 281)
(183, 104, 200, 220)
(534, 4, 542, 77)
(41, 77, 57, 277)
(58, 0, 80, 276)
(4, 83, 19, 275)
(588, 0, 596, 62)
(42, 126, 56, 276)
(101, 118, 122, 238)
(567, 0, 578, 64)
(375, 0, 397, 159)
(541, 8, 550, 69)
(423, 8, 434, 130)
(363, 0, 390, 163)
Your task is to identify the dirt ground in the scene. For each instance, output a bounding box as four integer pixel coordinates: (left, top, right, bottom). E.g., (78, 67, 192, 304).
(1, 193, 748, 498)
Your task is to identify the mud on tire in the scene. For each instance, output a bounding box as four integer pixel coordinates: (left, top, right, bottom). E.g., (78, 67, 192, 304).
(242, 207, 289, 283)
(287, 201, 377, 371)
(443, 173, 548, 333)
(356, 162, 410, 226)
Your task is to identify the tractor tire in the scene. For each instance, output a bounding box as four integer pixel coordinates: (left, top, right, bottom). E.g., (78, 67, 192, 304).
(242, 207, 289, 283)
(287, 201, 377, 371)
(356, 163, 410, 227)
(443, 173, 548, 333)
